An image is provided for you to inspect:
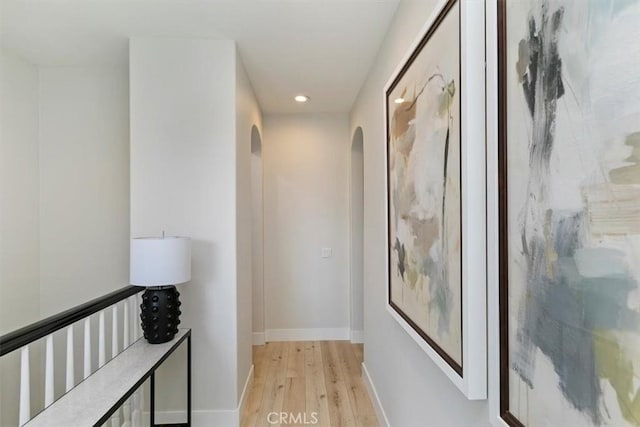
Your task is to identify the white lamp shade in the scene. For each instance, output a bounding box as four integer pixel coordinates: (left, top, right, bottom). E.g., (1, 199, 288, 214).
(130, 236, 191, 286)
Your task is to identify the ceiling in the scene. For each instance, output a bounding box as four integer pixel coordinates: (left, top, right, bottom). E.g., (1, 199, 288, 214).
(0, 0, 400, 113)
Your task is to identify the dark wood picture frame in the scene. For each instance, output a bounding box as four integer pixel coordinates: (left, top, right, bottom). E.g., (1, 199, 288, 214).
(497, 0, 523, 425)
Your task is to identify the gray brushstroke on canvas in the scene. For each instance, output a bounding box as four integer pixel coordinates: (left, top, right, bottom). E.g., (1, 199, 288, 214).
(573, 248, 628, 278)
(528, 212, 603, 422)
(421, 253, 452, 335)
(510, 1, 605, 422)
(522, 213, 639, 424)
(513, 0, 566, 385)
(394, 237, 406, 281)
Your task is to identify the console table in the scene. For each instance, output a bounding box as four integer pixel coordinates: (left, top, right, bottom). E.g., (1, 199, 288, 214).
(24, 329, 191, 427)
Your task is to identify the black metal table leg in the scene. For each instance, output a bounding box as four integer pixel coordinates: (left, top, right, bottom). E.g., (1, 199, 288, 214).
(150, 372, 155, 426)
(187, 334, 192, 426)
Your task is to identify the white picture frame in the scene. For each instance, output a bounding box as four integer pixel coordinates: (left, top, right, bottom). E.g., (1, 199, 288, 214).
(383, 0, 487, 400)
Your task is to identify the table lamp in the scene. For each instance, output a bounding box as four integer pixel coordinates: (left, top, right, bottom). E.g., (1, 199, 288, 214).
(130, 235, 191, 344)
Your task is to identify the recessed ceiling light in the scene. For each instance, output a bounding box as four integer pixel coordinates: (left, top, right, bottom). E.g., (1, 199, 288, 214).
(394, 98, 405, 104)
(295, 95, 309, 103)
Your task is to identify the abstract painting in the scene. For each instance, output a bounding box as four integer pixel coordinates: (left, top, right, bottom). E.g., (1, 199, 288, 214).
(499, 0, 640, 425)
(386, 0, 462, 372)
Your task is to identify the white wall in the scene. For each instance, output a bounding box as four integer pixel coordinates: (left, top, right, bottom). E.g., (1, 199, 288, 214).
(0, 51, 130, 427)
(263, 113, 350, 337)
(349, 0, 490, 425)
(235, 52, 263, 402)
(0, 48, 41, 427)
(350, 128, 364, 338)
(38, 65, 130, 402)
(0, 49, 40, 335)
(38, 66, 130, 317)
(130, 38, 246, 422)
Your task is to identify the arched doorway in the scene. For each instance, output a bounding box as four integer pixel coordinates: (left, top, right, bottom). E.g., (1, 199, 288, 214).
(350, 127, 364, 342)
(250, 126, 265, 344)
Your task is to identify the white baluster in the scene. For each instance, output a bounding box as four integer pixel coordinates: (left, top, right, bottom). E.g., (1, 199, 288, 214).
(131, 391, 142, 427)
(99, 310, 106, 367)
(123, 299, 130, 349)
(65, 326, 74, 392)
(112, 304, 119, 358)
(122, 399, 132, 427)
(122, 297, 131, 427)
(19, 346, 30, 426)
(45, 335, 54, 407)
(132, 295, 139, 342)
(84, 317, 91, 379)
(131, 295, 142, 427)
(110, 410, 120, 427)
(122, 299, 133, 427)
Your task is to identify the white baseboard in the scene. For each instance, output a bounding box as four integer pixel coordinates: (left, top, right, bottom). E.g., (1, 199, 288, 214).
(145, 365, 254, 426)
(145, 409, 238, 426)
(264, 328, 350, 342)
(362, 362, 390, 427)
(145, 410, 185, 424)
(193, 409, 238, 425)
(350, 330, 364, 343)
(253, 332, 265, 345)
(239, 364, 254, 422)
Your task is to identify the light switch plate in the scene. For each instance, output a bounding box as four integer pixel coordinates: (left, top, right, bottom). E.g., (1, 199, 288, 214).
(321, 247, 332, 258)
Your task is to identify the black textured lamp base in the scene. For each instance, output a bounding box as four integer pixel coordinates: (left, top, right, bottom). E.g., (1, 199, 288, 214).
(140, 286, 182, 344)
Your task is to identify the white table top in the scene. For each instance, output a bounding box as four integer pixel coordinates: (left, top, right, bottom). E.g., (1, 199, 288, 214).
(25, 329, 190, 427)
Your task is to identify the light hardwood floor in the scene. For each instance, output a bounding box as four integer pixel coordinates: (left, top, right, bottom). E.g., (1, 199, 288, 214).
(240, 341, 379, 427)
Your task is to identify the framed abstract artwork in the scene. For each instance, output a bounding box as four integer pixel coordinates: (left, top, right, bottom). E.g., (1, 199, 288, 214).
(384, 0, 486, 398)
(498, 0, 640, 425)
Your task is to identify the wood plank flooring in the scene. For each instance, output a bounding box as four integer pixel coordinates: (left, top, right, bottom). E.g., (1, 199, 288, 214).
(240, 341, 379, 427)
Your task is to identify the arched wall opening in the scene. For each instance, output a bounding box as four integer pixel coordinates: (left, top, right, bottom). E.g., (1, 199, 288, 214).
(250, 125, 265, 342)
(350, 127, 364, 341)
